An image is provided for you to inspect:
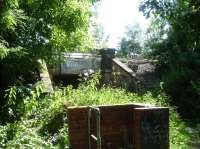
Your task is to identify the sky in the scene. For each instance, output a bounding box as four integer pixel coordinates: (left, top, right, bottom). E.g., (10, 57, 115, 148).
(96, 0, 150, 48)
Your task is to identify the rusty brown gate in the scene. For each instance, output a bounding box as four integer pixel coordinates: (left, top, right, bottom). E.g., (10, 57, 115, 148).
(67, 104, 169, 149)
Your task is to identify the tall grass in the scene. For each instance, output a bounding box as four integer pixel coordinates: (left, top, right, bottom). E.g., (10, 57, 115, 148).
(0, 75, 198, 148)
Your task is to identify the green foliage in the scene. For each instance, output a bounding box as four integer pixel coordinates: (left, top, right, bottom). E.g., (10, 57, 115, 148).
(169, 108, 192, 149)
(2, 122, 53, 148)
(0, 75, 198, 148)
(0, 39, 9, 60)
(140, 0, 200, 119)
(17, 0, 95, 60)
(5, 123, 53, 149)
(0, 125, 7, 148)
(0, 82, 44, 123)
(0, 0, 97, 91)
(0, 0, 98, 125)
(191, 80, 200, 95)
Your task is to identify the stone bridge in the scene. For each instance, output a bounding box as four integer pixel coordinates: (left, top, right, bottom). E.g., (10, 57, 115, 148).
(47, 49, 159, 91)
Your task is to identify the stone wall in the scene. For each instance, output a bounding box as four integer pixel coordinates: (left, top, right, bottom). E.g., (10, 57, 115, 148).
(110, 58, 160, 92)
(128, 59, 160, 91)
(111, 58, 137, 91)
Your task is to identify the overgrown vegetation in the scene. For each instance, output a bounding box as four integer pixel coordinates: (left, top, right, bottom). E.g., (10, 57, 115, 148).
(0, 0, 98, 122)
(1, 0, 200, 148)
(0, 0, 96, 90)
(140, 0, 200, 120)
(0, 75, 199, 148)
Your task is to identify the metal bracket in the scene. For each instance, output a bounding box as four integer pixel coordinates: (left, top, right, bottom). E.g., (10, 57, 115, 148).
(88, 106, 101, 149)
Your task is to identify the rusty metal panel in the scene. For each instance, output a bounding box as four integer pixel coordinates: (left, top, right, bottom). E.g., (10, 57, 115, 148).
(133, 107, 169, 149)
(68, 107, 89, 149)
(99, 105, 134, 149)
(68, 104, 169, 149)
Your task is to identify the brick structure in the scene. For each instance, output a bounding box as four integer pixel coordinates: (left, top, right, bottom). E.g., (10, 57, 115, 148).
(68, 104, 169, 149)
(100, 48, 115, 85)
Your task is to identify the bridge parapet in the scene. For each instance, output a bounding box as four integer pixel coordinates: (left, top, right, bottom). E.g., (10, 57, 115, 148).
(49, 53, 101, 76)
(111, 58, 137, 90)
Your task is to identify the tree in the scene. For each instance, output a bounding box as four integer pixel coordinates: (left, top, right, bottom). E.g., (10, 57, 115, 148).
(0, 0, 98, 123)
(143, 17, 169, 54)
(0, 0, 97, 86)
(118, 23, 142, 57)
(140, 0, 200, 119)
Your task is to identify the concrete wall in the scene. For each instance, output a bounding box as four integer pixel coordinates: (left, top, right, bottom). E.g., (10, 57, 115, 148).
(111, 58, 137, 90)
(111, 58, 160, 92)
(49, 53, 101, 76)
